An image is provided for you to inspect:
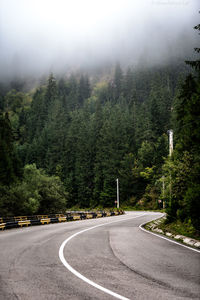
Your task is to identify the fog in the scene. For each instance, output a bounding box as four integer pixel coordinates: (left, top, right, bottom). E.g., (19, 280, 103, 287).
(0, 0, 199, 80)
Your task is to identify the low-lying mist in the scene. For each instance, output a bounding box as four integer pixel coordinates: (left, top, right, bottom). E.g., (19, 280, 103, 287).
(0, 0, 199, 81)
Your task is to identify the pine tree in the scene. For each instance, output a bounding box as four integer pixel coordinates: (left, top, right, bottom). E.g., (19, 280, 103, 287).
(0, 112, 22, 185)
(185, 23, 200, 73)
(165, 21, 200, 229)
(44, 73, 58, 121)
(93, 103, 130, 206)
(113, 63, 123, 101)
(78, 75, 91, 107)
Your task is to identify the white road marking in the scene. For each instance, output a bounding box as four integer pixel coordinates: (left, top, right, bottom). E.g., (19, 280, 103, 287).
(139, 219, 200, 254)
(59, 213, 147, 300)
(59, 212, 199, 300)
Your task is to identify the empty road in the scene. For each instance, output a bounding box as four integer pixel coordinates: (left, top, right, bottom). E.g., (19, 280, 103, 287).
(0, 211, 199, 299)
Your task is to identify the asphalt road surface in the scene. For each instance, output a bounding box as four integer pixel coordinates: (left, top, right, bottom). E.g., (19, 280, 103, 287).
(0, 211, 199, 300)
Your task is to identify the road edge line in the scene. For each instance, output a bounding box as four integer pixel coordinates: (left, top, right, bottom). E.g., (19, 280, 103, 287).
(59, 213, 147, 300)
(139, 216, 200, 254)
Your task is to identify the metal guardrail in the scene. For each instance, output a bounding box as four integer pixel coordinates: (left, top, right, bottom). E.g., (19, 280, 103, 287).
(0, 210, 124, 230)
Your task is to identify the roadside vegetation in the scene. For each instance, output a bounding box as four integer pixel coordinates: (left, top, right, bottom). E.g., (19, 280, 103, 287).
(159, 219, 200, 240)
(0, 23, 199, 239)
(145, 215, 200, 242)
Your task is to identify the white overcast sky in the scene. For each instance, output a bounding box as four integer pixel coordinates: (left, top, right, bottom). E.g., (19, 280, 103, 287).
(0, 0, 199, 78)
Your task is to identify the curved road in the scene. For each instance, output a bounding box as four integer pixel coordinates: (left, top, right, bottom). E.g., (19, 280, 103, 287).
(0, 211, 199, 299)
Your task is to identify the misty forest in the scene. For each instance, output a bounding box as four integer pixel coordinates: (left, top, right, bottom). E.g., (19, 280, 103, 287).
(0, 1, 200, 234)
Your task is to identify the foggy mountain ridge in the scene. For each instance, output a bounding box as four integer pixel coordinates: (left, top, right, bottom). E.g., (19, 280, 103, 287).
(0, 0, 199, 81)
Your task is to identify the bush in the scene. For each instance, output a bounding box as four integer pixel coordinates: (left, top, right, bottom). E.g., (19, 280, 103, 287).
(0, 164, 68, 216)
(184, 183, 200, 230)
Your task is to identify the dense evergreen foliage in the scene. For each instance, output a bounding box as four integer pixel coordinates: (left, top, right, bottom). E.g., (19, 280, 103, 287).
(0, 63, 187, 215)
(163, 24, 200, 230)
(0, 27, 199, 232)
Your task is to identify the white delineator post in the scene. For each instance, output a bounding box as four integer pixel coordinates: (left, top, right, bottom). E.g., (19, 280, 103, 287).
(116, 178, 119, 209)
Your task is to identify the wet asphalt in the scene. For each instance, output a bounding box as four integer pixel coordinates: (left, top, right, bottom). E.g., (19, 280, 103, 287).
(0, 211, 199, 300)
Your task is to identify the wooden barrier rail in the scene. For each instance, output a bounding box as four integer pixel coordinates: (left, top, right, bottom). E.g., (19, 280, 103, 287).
(58, 216, 67, 222)
(86, 214, 93, 219)
(14, 216, 28, 221)
(0, 223, 6, 230)
(0, 210, 124, 230)
(40, 218, 51, 225)
(73, 215, 81, 220)
(18, 220, 31, 227)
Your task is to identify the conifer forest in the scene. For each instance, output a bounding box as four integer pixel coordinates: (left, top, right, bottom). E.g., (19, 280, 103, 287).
(0, 2, 199, 233)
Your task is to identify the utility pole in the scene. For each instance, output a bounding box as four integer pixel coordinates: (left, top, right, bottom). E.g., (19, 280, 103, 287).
(116, 178, 119, 209)
(162, 175, 165, 209)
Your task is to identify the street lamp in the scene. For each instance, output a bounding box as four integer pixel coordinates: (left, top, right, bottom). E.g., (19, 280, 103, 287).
(167, 129, 173, 207)
(116, 178, 119, 209)
(167, 129, 173, 156)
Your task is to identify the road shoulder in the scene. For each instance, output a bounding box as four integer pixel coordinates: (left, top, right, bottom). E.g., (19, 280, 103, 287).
(142, 215, 200, 250)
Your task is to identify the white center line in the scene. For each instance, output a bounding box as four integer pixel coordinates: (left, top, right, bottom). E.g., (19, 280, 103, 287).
(59, 213, 147, 300)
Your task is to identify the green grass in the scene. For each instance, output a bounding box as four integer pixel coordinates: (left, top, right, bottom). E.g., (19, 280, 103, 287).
(158, 219, 200, 240)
